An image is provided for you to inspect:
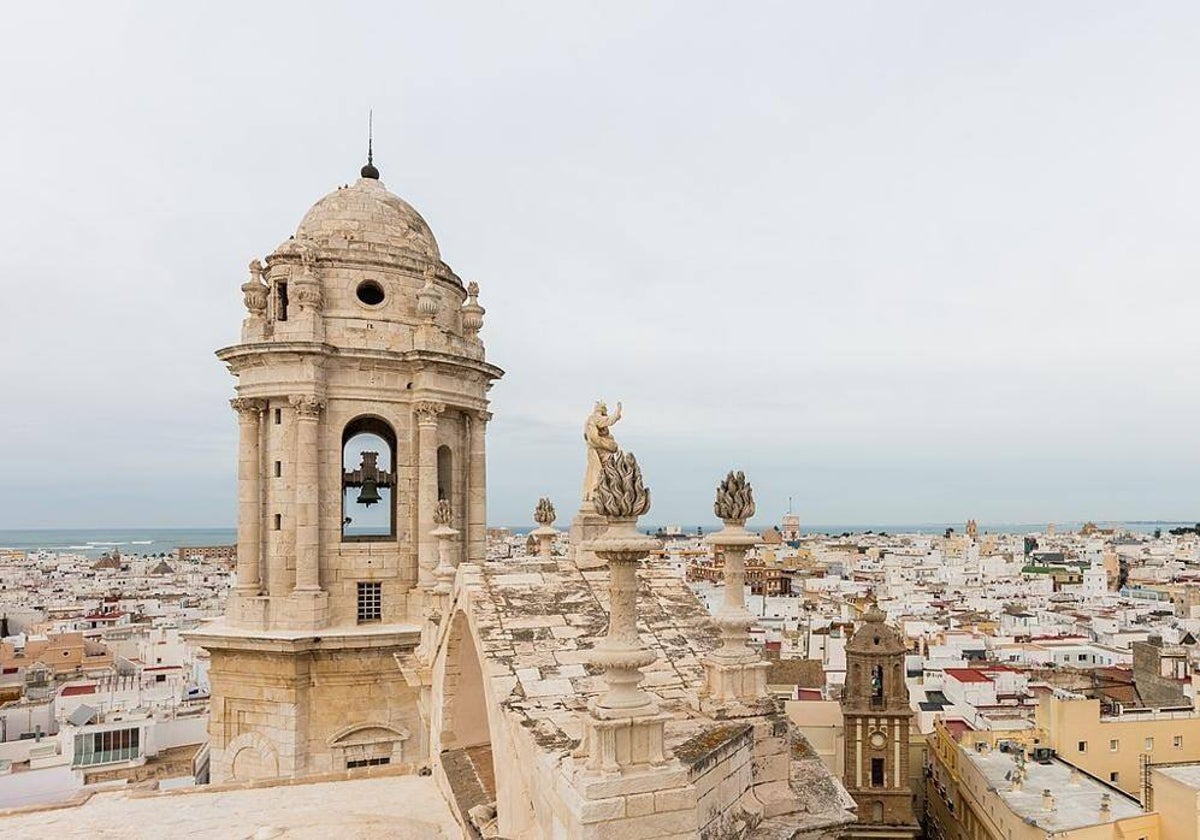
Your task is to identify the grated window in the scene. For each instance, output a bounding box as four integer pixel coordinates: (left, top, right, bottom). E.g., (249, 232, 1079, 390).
(357, 582, 382, 623)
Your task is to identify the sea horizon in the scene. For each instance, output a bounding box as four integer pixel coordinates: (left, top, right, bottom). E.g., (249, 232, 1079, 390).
(0, 520, 1191, 556)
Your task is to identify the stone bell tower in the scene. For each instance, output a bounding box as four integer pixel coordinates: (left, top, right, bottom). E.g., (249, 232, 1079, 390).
(190, 152, 503, 783)
(841, 605, 919, 840)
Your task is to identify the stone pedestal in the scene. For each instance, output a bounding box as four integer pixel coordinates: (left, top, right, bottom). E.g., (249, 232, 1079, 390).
(531, 525, 558, 558)
(569, 501, 609, 569)
(702, 521, 769, 705)
(702, 659, 770, 707)
(577, 705, 673, 775)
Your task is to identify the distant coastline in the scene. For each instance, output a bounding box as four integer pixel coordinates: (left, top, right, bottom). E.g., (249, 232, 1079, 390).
(0, 528, 237, 556)
(0, 520, 1189, 555)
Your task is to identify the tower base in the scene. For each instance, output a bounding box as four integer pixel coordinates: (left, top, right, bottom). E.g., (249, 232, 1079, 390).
(186, 621, 423, 783)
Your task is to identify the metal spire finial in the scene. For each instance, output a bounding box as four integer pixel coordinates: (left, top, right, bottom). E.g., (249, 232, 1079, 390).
(361, 109, 380, 180)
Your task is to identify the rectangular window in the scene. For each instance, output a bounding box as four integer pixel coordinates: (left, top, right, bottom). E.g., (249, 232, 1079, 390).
(274, 461, 282, 478)
(72, 727, 140, 767)
(357, 581, 382, 624)
(1078, 741, 1087, 753)
(1110, 739, 1119, 752)
(1110, 772, 1120, 782)
(274, 408, 282, 425)
(346, 756, 390, 769)
(277, 281, 289, 321)
(274, 514, 282, 531)
(1175, 736, 1184, 749)
(1145, 737, 1155, 751)
(871, 758, 885, 787)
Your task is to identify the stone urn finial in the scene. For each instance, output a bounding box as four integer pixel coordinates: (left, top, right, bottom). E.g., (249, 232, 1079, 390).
(534, 497, 556, 527)
(593, 450, 651, 520)
(417, 266, 440, 322)
(702, 469, 767, 704)
(714, 470, 755, 525)
(431, 498, 458, 597)
(241, 259, 268, 316)
(462, 280, 485, 338)
(433, 498, 453, 527)
(531, 497, 559, 558)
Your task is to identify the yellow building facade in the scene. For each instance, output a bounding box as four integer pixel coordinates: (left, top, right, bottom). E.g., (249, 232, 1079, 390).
(927, 722, 1158, 840)
(1037, 695, 1200, 799)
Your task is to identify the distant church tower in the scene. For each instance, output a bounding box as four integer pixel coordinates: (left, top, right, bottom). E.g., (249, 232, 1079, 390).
(840, 605, 919, 840)
(190, 153, 502, 782)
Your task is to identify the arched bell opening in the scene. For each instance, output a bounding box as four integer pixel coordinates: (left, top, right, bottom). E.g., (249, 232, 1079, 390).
(342, 416, 397, 541)
(871, 663, 884, 704)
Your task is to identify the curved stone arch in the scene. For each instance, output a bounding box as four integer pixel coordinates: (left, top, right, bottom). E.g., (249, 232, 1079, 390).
(430, 598, 534, 837)
(434, 609, 490, 753)
(328, 721, 411, 769)
(327, 721, 411, 747)
(222, 731, 280, 782)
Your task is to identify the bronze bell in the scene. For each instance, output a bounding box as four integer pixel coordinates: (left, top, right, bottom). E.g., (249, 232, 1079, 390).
(356, 476, 382, 507)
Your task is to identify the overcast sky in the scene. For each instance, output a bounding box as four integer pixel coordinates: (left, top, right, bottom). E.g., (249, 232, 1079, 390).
(3, 2, 1200, 529)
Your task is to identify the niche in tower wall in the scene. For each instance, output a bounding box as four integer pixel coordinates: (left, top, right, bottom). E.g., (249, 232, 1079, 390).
(437, 445, 452, 501)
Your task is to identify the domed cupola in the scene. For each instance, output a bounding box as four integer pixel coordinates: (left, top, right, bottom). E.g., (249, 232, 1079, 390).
(238, 158, 494, 358)
(845, 604, 906, 655)
(293, 176, 441, 263)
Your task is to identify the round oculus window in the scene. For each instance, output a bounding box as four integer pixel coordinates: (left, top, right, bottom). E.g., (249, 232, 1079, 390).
(356, 280, 385, 306)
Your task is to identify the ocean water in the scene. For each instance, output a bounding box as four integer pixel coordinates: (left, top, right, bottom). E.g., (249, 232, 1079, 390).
(0, 520, 1186, 557)
(0, 528, 237, 556)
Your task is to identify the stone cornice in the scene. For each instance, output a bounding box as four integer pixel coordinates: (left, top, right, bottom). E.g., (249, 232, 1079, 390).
(185, 622, 421, 654)
(216, 341, 504, 382)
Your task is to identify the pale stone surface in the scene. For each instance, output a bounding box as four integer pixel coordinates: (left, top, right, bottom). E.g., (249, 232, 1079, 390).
(173, 160, 856, 840)
(430, 544, 855, 839)
(190, 171, 502, 783)
(0, 774, 460, 839)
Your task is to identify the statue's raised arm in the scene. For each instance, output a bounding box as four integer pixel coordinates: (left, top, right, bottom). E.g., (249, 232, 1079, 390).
(581, 401, 622, 503)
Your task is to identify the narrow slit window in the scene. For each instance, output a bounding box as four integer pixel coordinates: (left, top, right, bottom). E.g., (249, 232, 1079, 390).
(274, 513, 282, 531)
(277, 281, 289, 321)
(274, 461, 282, 478)
(871, 758, 884, 787)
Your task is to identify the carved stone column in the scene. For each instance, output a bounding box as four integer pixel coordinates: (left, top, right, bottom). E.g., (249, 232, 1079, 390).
(290, 395, 324, 592)
(231, 398, 265, 593)
(467, 410, 490, 564)
(577, 450, 672, 774)
(703, 471, 769, 705)
(415, 401, 444, 589)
